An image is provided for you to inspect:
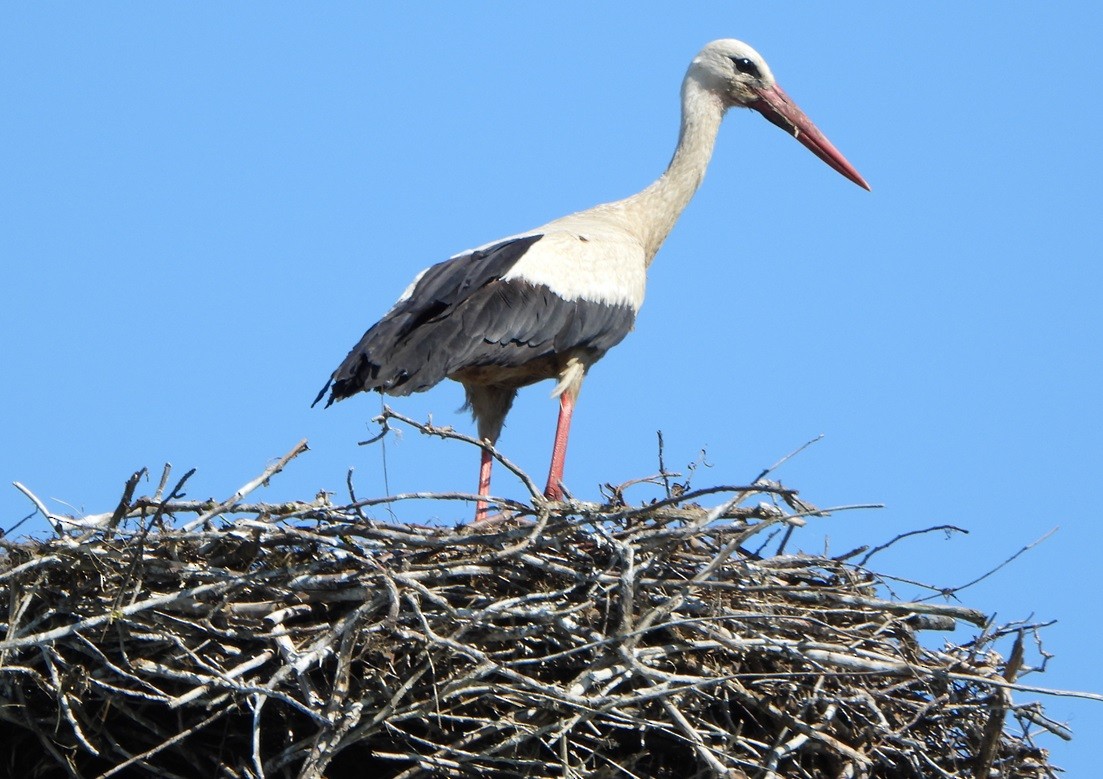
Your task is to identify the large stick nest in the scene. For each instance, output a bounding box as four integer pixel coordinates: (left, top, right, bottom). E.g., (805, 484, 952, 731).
(0, 415, 1069, 778)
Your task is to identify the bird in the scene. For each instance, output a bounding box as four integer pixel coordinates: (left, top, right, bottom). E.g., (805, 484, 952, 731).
(314, 39, 869, 520)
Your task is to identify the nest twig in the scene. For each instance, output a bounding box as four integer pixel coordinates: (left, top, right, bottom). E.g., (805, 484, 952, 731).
(0, 415, 1081, 778)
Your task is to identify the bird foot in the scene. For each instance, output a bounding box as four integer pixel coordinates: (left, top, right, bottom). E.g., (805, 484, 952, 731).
(543, 484, 565, 502)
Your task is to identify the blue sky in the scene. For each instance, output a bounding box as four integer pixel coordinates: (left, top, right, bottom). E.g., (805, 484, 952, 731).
(3, 3, 1101, 771)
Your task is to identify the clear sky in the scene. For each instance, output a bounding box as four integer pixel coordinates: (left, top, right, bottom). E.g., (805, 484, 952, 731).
(3, 3, 1101, 772)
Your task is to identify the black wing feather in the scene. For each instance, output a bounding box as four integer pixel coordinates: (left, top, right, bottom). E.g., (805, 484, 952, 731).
(314, 233, 636, 407)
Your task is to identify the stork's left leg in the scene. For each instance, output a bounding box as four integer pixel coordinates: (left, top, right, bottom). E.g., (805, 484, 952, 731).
(544, 391, 575, 501)
(463, 382, 516, 523)
(545, 357, 585, 501)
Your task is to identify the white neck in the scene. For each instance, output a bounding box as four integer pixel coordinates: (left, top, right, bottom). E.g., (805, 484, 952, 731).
(620, 75, 726, 264)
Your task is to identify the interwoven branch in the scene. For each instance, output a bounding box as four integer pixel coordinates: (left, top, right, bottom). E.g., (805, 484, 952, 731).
(0, 427, 1075, 778)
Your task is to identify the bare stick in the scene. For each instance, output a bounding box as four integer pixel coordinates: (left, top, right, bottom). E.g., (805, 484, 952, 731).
(656, 430, 673, 499)
(182, 439, 309, 531)
(108, 469, 147, 530)
(752, 433, 824, 483)
(378, 408, 544, 502)
(94, 708, 232, 779)
(858, 524, 970, 567)
(919, 527, 1059, 602)
(12, 481, 63, 534)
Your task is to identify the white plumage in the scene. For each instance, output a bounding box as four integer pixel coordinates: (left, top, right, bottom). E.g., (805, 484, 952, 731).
(498, 228, 648, 310)
(316, 39, 869, 520)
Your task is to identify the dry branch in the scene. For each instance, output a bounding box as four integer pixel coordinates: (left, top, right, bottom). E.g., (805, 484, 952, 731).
(0, 423, 1077, 778)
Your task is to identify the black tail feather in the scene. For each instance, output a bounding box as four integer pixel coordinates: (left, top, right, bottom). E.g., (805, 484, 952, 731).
(311, 377, 334, 408)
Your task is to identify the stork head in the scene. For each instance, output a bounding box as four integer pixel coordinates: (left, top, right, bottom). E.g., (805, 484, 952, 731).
(690, 39, 870, 190)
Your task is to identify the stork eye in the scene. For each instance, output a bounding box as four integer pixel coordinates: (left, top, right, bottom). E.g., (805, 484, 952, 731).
(731, 57, 761, 78)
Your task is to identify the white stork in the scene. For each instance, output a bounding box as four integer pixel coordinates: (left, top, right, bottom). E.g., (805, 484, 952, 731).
(315, 39, 869, 520)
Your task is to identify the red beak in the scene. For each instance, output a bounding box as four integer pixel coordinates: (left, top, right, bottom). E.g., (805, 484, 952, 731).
(751, 84, 870, 191)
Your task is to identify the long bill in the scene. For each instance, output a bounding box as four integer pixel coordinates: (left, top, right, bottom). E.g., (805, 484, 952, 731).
(751, 84, 871, 191)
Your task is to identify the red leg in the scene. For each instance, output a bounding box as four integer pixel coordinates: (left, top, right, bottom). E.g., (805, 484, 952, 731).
(544, 391, 575, 501)
(475, 446, 493, 522)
